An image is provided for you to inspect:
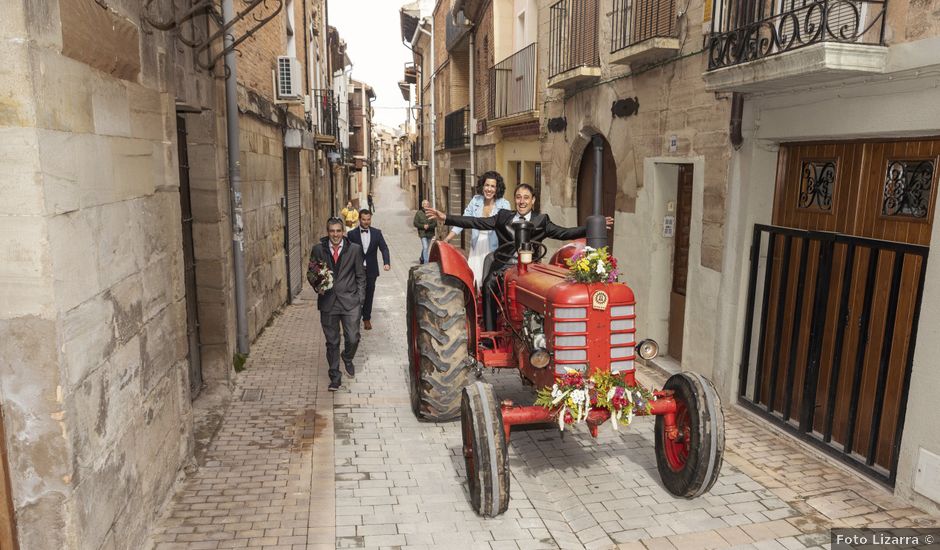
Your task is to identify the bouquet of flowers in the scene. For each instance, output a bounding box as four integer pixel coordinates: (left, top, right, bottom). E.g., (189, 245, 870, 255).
(534, 369, 654, 431)
(307, 260, 334, 293)
(565, 246, 619, 283)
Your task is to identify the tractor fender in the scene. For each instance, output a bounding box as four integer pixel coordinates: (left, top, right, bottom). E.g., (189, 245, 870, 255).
(428, 240, 476, 295)
(427, 240, 479, 348)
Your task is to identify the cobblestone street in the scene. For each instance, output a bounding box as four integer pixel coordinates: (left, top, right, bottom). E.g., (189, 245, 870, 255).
(148, 177, 940, 550)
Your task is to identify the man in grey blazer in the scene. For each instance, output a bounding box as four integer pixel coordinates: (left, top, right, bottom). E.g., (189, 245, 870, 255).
(308, 218, 366, 391)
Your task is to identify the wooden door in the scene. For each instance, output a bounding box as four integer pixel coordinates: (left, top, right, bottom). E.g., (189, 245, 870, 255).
(668, 165, 694, 360)
(0, 407, 18, 550)
(577, 135, 617, 248)
(745, 137, 939, 481)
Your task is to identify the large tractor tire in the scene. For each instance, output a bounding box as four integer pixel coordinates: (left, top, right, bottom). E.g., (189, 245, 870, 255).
(654, 371, 725, 498)
(407, 264, 471, 421)
(461, 382, 510, 517)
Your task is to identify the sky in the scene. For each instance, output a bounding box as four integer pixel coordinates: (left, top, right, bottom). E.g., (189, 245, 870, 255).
(327, 0, 413, 130)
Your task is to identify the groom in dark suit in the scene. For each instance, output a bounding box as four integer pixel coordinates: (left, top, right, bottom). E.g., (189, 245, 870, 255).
(347, 209, 390, 331)
(309, 218, 366, 391)
(425, 184, 613, 331)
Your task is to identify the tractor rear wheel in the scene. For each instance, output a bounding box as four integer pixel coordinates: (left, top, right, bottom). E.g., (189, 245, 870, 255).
(654, 372, 725, 498)
(407, 264, 471, 421)
(461, 382, 510, 517)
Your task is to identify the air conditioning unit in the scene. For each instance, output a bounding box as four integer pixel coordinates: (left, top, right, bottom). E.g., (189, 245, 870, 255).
(276, 56, 302, 101)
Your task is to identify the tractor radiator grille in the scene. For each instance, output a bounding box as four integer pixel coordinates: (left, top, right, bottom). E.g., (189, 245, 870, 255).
(553, 307, 587, 374)
(609, 305, 636, 373)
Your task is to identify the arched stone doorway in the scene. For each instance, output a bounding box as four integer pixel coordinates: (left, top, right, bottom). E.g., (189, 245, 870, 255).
(576, 134, 617, 248)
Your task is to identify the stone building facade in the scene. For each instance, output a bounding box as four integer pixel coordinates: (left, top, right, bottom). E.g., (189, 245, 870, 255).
(0, 0, 348, 547)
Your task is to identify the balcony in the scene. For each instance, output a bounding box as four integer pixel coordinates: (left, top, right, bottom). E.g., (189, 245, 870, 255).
(446, 9, 471, 51)
(312, 89, 337, 145)
(610, 0, 679, 65)
(703, 0, 888, 92)
(443, 107, 470, 150)
(548, 0, 601, 89)
(489, 43, 538, 125)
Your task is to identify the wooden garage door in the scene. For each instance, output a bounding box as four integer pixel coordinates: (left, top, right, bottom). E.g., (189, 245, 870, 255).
(739, 137, 939, 484)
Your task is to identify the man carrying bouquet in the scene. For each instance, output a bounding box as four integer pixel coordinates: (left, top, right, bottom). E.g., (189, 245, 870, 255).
(308, 217, 366, 391)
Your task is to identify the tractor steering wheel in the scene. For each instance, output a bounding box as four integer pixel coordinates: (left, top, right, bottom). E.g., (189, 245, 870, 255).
(493, 240, 548, 267)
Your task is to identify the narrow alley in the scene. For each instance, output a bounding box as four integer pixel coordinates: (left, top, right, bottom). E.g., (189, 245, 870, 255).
(147, 177, 939, 550)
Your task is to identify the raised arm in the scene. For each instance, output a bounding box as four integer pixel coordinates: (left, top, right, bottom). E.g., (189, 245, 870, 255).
(425, 206, 499, 231)
(544, 216, 615, 241)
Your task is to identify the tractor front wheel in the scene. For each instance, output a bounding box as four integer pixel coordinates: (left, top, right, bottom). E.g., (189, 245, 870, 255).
(407, 264, 471, 421)
(461, 382, 510, 517)
(654, 372, 725, 498)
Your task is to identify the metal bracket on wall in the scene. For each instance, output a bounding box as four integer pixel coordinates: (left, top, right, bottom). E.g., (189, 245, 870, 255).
(141, 0, 284, 74)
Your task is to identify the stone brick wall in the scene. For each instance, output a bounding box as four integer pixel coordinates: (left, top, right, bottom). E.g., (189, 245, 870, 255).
(0, 1, 202, 548)
(238, 115, 290, 337)
(474, 6, 496, 119)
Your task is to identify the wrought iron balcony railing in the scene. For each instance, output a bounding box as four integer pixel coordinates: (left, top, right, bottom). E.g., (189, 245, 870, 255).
(706, 0, 887, 71)
(443, 107, 470, 150)
(489, 43, 537, 120)
(548, 0, 600, 79)
(611, 0, 678, 53)
(312, 89, 338, 139)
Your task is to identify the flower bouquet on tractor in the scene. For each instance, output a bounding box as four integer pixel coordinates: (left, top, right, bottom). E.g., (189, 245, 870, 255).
(406, 153, 724, 518)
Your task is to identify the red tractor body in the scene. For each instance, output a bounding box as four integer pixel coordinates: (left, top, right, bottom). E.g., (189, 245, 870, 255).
(408, 238, 724, 517)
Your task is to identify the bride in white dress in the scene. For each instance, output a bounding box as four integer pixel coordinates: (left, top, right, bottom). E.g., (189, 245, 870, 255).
(441, 171, 511, 289)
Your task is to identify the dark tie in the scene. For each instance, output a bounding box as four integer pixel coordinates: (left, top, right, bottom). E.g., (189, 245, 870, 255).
(361, 229, 368, 233)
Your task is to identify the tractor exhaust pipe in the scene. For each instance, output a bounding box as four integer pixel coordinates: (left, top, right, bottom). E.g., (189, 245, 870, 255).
(586, 134, 607, 249)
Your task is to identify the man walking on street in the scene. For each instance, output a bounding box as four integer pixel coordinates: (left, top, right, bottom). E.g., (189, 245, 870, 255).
(347, 209, 390, 331)
(367, 193, 375, 213)
(309, 218, 366, 391)
(413, 199, 437, 264)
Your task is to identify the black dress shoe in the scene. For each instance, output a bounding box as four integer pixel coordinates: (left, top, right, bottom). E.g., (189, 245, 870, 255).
(345, 365, 355, 378)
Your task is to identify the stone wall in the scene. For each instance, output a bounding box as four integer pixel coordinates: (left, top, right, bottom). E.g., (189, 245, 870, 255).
(238, 114, 290, 337)
(0, 1, 198, 548)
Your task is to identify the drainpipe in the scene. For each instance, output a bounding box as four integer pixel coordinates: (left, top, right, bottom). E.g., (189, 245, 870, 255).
(222, 0, 249, 355)
(469, 29, 476, 184)
(419, 20, 437, 208)
(730, 92, 744, 150)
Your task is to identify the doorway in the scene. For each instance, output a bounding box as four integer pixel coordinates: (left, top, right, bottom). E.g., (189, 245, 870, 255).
(176, 115, 203, 399)
(0, 407, 17, 549)
(668, 165, 694, 360)
(576, 135, 617, 248)
(284, 149, 303, 301)
(739, 137, 940, 483)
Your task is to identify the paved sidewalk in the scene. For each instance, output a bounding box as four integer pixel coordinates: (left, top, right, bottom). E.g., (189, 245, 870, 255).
(148, 176, 939, 550)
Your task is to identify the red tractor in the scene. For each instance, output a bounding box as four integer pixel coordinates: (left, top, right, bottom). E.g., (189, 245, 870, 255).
(407, 174, 724, 518)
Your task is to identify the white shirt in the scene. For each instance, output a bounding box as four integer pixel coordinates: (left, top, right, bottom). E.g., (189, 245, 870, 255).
(513, 212, 532, 223)
(329, 240, 344, 260)
(359, 227, 371, 265)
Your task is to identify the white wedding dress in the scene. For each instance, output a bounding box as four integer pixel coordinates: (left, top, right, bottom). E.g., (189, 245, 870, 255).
(467, 229, 493, 289)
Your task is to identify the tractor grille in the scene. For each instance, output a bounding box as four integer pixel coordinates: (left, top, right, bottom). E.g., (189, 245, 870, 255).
(609, 305, 636, 373)
(551, 304, 637, 375)
(553, 307, 587, 374)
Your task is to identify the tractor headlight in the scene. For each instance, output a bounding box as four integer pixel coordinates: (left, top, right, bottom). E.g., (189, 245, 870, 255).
(636, 339, 659, 360)
(530, 348, 551, 369)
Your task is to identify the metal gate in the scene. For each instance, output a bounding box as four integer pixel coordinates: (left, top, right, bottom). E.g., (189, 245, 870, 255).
(739, 224, 928, 484)
(176, 116, 203, 398)
(284, 149, 303, 300)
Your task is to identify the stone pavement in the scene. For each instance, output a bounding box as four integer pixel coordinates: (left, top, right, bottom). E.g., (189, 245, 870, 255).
(148, 176, 939, 550)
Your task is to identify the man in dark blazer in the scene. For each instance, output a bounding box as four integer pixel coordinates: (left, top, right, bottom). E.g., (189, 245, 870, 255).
(347, 209, 390, 330)
(308, 218, 366, 391)
(425, 184, 612, 331)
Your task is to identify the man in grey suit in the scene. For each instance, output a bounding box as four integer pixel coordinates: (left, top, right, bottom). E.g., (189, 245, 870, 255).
(308, 218, 366, 391)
